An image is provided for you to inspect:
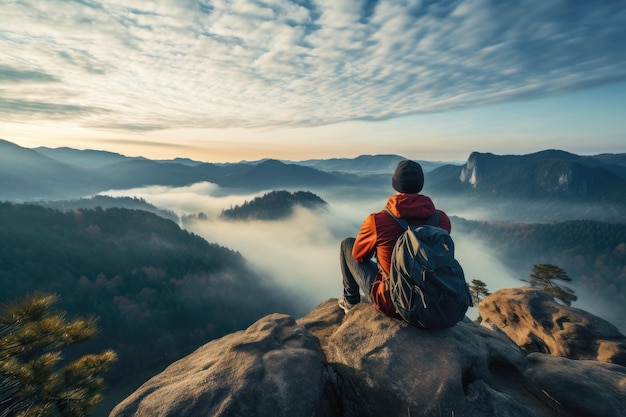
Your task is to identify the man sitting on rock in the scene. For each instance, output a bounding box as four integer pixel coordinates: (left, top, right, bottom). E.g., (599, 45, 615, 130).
(339, 160, 452, 319)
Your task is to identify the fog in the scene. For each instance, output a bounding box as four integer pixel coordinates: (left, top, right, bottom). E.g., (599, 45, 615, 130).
(100, 182, 625, 330)
(101, 182, 524, 318)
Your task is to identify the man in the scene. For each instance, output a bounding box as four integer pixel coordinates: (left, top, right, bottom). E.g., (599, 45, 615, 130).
(339, 159, 452, 318)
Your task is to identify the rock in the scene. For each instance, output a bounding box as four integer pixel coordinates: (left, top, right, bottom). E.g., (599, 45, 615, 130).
(524, 353, 626, 417)
(298, 300, 543, 417)
(111, 295, 626, 417)
(478, 287, 626, 365)
(109, 314, 339, 417)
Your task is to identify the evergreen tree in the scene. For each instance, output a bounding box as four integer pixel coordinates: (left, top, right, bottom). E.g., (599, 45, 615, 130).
(526, 264, 578, 306)
(469, 279, 490, 305)
(0, 292, 117, 417)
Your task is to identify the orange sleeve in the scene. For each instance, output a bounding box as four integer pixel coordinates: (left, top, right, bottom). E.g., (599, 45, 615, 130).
(352, 213, 377, 262)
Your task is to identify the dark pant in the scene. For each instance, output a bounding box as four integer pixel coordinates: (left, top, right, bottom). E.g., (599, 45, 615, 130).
(340, 237, 378, 304)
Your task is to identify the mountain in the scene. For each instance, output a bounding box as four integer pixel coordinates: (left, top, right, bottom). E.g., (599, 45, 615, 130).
(38, 195, 179, 223)
(0, 140, 352, 200)
(297, 154, 446, 174)
(454, 217, 626, 330)
(34, 146, 134, 170)
(110, 290, 626, 417)
(32, 145, 203, 193)
(221, 190, 327, 221)
(92, 158, 203, 189)
(0, 202, 305, 382)
(0, 139, 104, 200)
(215, 159, 346, 189)
(428, 150, 626, 203)
(3, 139, 626, 207)
(590, 153, 626, 168)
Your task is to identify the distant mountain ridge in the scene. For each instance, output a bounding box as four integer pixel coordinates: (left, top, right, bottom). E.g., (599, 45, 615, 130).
(427, 149, 626, 204)
(297, 154, 446, 174)
(34, 146, 136, 170)
(1, 139, 625, 206)
(0, 139, 104, 200)
(0, 139, 352, 200)
(0, 139, 405, 200)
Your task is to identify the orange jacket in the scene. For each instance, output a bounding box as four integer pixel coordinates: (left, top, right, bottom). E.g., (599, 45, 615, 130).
(352, 193, 451, 318)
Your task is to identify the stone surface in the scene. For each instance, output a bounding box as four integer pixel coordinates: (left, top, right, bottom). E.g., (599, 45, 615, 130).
(478, 287, 626, 365)
(524, 352, 626, 417)
(297, 300, 544, 417)
(111, 292, 626, 417)
(109, 314, 338, 417)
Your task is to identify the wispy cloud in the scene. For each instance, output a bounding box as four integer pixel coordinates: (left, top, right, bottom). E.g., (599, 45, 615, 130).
(1, 0, 625, 132)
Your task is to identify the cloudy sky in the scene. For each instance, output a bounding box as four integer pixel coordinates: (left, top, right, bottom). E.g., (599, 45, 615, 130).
(1, 0, 625, 162)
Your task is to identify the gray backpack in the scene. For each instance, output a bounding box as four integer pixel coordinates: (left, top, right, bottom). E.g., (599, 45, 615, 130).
(385, 209, 472, 328)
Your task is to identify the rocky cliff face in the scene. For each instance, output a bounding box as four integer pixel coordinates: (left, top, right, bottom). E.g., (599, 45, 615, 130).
(110, 288, 626, 417)
(454, 150, 626, 200)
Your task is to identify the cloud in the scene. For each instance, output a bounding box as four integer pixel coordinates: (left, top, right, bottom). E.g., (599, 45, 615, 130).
(1, 0, 625, 131)
(0, 97, 104, 120)
(0, 65, 59, 83)
(98, 182, 527, 316)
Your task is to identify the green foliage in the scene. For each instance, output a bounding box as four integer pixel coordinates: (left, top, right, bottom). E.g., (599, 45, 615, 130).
(454, 218, 623, 311)
(0, 203, 303, 384)
(469, 279, 490, 305)
(0, 292, 117, 417)
(526, 264, 578, 306)
(221, 190, 327, 220)
(38, 196, 179, 224)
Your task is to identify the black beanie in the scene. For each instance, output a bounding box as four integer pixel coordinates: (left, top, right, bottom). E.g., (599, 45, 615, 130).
(392, 160, 424, 193)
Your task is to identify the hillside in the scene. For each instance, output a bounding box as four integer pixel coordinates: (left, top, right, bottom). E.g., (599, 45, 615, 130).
(0, 139, 103, 200)
(297, 154, 446, 174)
(454, 217, 626, 329)
(3, 139, 626, 208)
(428, 150, 626, 204)
(0, 140, 352, 200)
(221, 190, 328, 220)
(215, 159, 345, 189)
(37, 195, 179, 223)
(0, 203, 305, 381)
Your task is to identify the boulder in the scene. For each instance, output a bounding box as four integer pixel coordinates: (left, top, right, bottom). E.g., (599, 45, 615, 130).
(111, 296, 626, 417)
(109, 314, 338, 417)
(297, 300, 543, 417)
(478, 287, 626, 365)
(524, 353, 626, 417)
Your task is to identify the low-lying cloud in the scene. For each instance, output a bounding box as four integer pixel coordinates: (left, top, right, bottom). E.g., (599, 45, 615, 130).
(101, 183, 523, 315)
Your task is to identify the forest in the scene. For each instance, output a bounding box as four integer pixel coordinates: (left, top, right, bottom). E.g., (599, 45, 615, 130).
(221, 190, 327, 220)
(0, 202, 303, 383)
(454, 217, 626, 328)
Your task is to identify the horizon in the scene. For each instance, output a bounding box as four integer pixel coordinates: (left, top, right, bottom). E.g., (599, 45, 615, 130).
(5, 136, 625, 166)
(2, 1, 626, 162)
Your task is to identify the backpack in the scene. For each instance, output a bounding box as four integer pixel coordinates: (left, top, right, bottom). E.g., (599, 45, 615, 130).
(384, 209, 473, 328)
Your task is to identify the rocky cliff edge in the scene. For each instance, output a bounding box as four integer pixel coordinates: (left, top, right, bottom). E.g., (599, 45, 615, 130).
(110, 288, 626, 417)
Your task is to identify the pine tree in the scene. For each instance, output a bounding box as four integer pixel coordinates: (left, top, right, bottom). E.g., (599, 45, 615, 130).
(469, 279, 491, 305)
(526, 264, 578, 306)
(0, 292, 117, 417)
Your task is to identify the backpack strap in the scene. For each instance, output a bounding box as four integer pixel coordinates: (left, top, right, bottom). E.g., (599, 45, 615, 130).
(385, 208, 440, 229)
(385, 208, 409, 230)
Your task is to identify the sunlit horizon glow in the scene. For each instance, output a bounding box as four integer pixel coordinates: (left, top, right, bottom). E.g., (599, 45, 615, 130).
(1, 1, 626, 163)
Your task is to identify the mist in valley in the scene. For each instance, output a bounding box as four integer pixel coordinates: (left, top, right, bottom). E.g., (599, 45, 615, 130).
(100, 182, 541, 321)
